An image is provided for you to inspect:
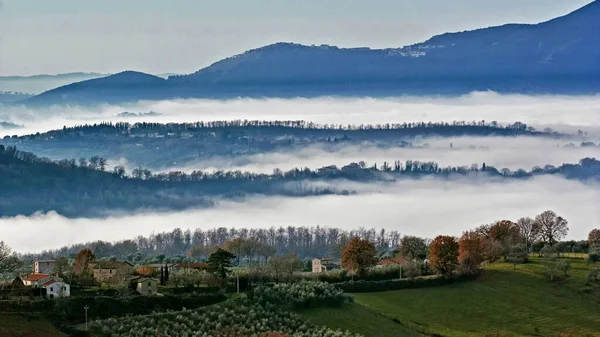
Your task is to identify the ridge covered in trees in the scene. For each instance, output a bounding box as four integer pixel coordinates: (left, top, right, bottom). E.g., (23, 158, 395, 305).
(1, 145, 599, 217)
(2, 120, 575, 170)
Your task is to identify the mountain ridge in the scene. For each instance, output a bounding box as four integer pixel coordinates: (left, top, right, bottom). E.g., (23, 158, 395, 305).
(28, 1, 600, 105)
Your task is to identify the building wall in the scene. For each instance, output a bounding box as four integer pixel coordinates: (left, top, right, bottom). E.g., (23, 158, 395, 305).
(312, 259, 322, 273)
(136, 280, 158, 296)
(46, 282, 70, 298)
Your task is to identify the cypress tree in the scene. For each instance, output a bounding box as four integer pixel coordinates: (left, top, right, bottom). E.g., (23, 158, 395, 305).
(164, 263, 169, 283)
(160, 266, 165, 286)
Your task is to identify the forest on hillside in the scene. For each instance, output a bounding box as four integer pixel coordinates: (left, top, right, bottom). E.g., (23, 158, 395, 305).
(1, 144, 599, 217)
(1, 120, 580, 169)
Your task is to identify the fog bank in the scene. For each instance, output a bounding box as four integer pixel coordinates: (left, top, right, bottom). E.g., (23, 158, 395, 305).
(162, 136, 600, 174)
(2, 175, 597, 253)
(2, 92, 600, 138)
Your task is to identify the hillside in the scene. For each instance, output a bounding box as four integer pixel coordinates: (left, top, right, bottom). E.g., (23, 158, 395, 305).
(27, 1, 600, 105)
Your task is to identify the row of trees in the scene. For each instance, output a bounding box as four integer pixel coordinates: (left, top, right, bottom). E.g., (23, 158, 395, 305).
(11, 119, 545, 138)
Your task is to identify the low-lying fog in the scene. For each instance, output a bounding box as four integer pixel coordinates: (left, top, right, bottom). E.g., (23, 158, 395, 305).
(1, 92, 600, 138)
(158, 136, 600, 174)
(3, 176, 598, 253)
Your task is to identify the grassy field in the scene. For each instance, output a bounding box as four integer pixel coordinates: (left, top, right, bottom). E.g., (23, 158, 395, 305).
(352, 258, 600, 337)
(0, 313, 66, 337)
(299, 303, 424, 337)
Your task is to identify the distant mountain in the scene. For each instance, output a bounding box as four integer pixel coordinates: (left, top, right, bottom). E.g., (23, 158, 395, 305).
(28, 1, 600, 105)
(0, 72, 109, 94)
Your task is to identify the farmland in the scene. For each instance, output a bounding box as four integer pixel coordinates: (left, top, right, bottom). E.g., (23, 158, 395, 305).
(349, 258, 600, 337)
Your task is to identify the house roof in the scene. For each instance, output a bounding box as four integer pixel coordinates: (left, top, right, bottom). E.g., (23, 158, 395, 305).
(41, 280, 58, 287)
(172, 263, 207, 269)
(23, 274, 49, 281)
(378, 257, 408, 265)
(92, 260, 134, 269)
(130, 276, 158, 283)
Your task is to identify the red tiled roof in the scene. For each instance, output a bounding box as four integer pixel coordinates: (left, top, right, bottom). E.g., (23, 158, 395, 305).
(378, 257, 408, 265)
(23, 274, 49, 281)
(41, 280, 57, 287)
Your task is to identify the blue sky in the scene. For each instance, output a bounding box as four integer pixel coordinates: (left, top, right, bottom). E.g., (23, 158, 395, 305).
(0, 0, 593, 76)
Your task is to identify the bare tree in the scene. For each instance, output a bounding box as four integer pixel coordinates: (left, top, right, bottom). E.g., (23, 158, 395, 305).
(0, 241, 21, 276)
(535, 210, 569, 246)
(516, 217, 540, 253)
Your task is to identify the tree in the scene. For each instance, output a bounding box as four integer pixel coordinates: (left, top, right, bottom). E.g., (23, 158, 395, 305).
(160, 266, 165, 286)
(73, 248, 95, 275)
(506, 244, 528, 270)
(164, 263, 170, 284)
(268, 253, 302, 281)
(52, 257, 72, 280)
(489, 220, 520, 257)
(458, 231, 485, 274)
(207, 248, 235, 281)
(588, 228, 600, 246)
(341, 237, 378, 278)
(428, 235, 459, 278)
(535, 210, 569, 246)
(0, 241, 21, 276)
(399, 236, 428, 260)
(516, 217, 540, 253)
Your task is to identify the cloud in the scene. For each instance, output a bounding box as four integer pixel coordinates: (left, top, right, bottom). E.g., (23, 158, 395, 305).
(2, 92, 600, 138)
(2, 175, 597, 253)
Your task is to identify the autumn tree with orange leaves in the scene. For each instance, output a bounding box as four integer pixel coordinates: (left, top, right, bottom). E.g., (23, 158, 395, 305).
(341, 237, 378, 278)
(428, 235, 459, 278)
(458, 230, 486, 274)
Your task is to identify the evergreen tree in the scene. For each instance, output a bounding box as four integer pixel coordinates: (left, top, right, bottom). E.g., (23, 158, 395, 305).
(164, 263, 169, 283)
(160, 266, 165, 286)
(207, 248, 236, 280)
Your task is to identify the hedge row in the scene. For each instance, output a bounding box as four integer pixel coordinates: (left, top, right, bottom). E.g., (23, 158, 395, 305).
(0, 293, 226, 324)
(334, 273, 479, 293)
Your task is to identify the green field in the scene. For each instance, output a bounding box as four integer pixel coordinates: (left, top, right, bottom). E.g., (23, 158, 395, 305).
(303, 258, 600, 337)
(299, 303, 424, 337)
(0, 313, 66, 337)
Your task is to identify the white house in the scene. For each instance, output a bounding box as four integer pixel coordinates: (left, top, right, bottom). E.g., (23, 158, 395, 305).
(34, 260, 56, 274)
(41, 279, 70, 299)
(22, 274, 70, 298)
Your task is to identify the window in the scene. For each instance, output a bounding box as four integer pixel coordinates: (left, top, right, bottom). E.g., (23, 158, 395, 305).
(50, 287, 53, 291)
(148, 282, 151, 286)
(110, 270, 112, 274)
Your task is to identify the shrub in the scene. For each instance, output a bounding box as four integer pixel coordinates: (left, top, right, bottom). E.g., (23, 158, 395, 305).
(335, 273, 478, 293)
(250, 281, 353, 309)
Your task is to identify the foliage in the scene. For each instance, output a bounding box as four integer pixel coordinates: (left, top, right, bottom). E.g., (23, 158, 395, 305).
(398, 236, 427, 260)
(506, 244, 528, 269)
(250, 281, 353, 309)
(89, 295, 360, 337)
(268, 253, 303, 282)
(73, 248, 95, 275)
(341, 237, 378, 278)
(207, 248, 235, 280)
(516, 216, 540, 252)
(458, 230, 485, 274)
(428, 235, 459, 277)
(589, 228, 600, 246)
(334, 274, 477, 293)
(0, 241, 21, 277)
(0, 294, 225, 323)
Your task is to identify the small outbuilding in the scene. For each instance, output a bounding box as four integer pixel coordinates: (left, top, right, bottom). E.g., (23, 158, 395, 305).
(130, 276, 158, 296)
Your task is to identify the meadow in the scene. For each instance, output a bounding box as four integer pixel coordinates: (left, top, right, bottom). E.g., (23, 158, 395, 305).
(319, 257, 600, 337)
(0, 313, 66, 337)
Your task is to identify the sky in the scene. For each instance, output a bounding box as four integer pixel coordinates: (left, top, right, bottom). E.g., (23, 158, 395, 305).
(0, 0, 594, 76)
